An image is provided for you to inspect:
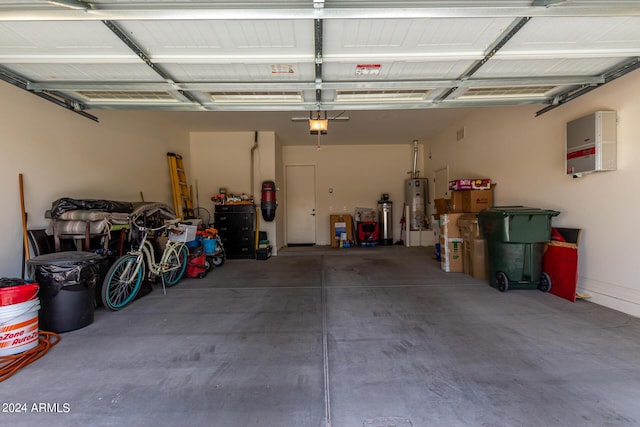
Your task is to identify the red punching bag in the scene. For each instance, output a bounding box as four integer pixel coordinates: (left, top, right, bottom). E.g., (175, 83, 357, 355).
(261, 180, 277, 221)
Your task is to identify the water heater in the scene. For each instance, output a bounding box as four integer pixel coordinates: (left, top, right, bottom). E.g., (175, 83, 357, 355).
(404, 140, 429, 230)
(566, 111, 617, 176)
(405, 178, 429, 230)
(378, 194, 393, 246)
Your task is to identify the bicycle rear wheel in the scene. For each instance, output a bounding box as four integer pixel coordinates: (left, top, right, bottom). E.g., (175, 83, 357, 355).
(162, 245, 188, 286)
(102, 254, 144, 310)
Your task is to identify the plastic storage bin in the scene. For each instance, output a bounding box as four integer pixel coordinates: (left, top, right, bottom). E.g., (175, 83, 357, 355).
(479, 207, 559, 292)
(168, 224, 197, 243)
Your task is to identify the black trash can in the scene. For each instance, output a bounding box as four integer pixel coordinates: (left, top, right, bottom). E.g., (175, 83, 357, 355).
(27, 252, 104, 333)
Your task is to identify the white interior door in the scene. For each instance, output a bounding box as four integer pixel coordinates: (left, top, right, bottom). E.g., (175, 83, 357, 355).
(434, 165, 450, 199)
(286, 165, 316, 245)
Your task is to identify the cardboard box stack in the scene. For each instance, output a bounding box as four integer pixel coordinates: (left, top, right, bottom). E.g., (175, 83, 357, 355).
(440, 213, 464, 272)
(434, 179, 493, 275)
(457, 214, 487, 280)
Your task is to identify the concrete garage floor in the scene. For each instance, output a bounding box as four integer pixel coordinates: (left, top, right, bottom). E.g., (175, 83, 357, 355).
(4, 245, 640, 427)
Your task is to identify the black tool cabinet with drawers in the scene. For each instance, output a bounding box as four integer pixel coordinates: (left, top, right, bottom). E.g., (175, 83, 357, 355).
(214, 204, 256, 259)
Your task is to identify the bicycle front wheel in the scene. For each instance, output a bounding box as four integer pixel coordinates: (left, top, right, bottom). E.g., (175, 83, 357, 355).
(102, 255, 144, 311)
(162, 244, 188, 287)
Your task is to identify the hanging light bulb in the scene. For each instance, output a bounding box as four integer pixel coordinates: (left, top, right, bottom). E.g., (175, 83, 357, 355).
(309, 111, 328, 135)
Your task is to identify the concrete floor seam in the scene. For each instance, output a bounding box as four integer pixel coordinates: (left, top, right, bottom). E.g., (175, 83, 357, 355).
(321, 254, 333, 427)
(163, 283, 481, 292)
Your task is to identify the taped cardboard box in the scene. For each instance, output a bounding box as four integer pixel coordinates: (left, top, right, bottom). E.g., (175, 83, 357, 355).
(439, 213, 465, 239)
(457, 213, 487, 280)
(434, 191, 470, 216)
(449, 191, 464, 213)
(434, 199, 449, 216)
(467, 238, 488, 280)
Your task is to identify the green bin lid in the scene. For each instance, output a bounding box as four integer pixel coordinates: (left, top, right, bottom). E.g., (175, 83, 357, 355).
(479, 206, 560, 217)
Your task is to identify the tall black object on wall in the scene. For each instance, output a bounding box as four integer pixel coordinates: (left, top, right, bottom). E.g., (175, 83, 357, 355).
(214, 204, 255, 259)
(261, 180, 277, 222)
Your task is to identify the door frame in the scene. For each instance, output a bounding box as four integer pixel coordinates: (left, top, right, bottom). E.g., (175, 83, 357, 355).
(284, 164, 317, 245)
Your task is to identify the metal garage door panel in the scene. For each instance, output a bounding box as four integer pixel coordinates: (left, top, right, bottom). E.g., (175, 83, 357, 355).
(474, 57, 629, 78)
(4, 63, 164, 82)
(0, 21, 135, 59)
(163, 63, 315, 82)
(323, 60, 472, 81)
(118, 19, 314, 58)
(323, 18, 512, 57)
(499, 17, 640, 56)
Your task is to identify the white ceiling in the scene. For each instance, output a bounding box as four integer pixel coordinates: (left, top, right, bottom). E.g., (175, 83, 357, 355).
(1, 1, 639, 145)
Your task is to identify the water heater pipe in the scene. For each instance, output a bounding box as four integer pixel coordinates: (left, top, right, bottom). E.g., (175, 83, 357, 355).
(412, 140, 419, 178)
(250, 131, 258, 197)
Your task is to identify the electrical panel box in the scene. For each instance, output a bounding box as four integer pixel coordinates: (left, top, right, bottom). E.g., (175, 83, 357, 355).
(566, 111, 617, 176)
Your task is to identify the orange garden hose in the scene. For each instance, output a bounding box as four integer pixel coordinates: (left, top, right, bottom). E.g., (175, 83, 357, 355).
(0, 331, 60, 382)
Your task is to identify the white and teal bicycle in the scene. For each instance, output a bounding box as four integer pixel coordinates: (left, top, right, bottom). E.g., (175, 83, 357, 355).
(101, 222, 189, 311)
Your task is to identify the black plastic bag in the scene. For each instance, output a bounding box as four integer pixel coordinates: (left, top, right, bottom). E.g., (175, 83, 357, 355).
(50, 198, 133, 218)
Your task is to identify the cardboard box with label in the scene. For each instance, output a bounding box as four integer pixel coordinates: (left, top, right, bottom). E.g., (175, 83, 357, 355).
(449, 178, 491, 191)
(461, 189, 493, 213)
(330, 214, 354, 247)
(439, 213, 465, 272)
(440, 237, 464, 272)
(435, 184, 494, 217)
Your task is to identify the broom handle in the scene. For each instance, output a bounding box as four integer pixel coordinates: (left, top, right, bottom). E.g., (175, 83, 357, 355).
(19, 173, 30, 262)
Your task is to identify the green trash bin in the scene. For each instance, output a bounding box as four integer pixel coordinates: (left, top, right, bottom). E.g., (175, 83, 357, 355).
(478, 207, 559, 292)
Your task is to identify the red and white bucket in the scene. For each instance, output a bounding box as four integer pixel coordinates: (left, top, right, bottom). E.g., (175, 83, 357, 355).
(0, 284, 40, 356)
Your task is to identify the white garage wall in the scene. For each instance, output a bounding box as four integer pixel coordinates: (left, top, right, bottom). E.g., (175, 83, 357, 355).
(190, 135, 426, 249)
(282, 143, 426, 246)
(190, 131, 256, 200)
(189, 131, 282, 252)
(425, 70, 640, 317)
(0, 82, 190, 278)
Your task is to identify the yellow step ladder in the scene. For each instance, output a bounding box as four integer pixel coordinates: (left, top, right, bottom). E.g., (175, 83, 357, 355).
(167, 152, 194, 220)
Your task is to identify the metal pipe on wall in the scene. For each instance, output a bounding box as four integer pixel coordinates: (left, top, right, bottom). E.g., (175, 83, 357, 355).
(411, 139, 419, 178)
(250, 131, 258, 197)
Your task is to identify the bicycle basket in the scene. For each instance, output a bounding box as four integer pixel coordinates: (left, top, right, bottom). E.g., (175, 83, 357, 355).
(168, 224, 197, 243)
